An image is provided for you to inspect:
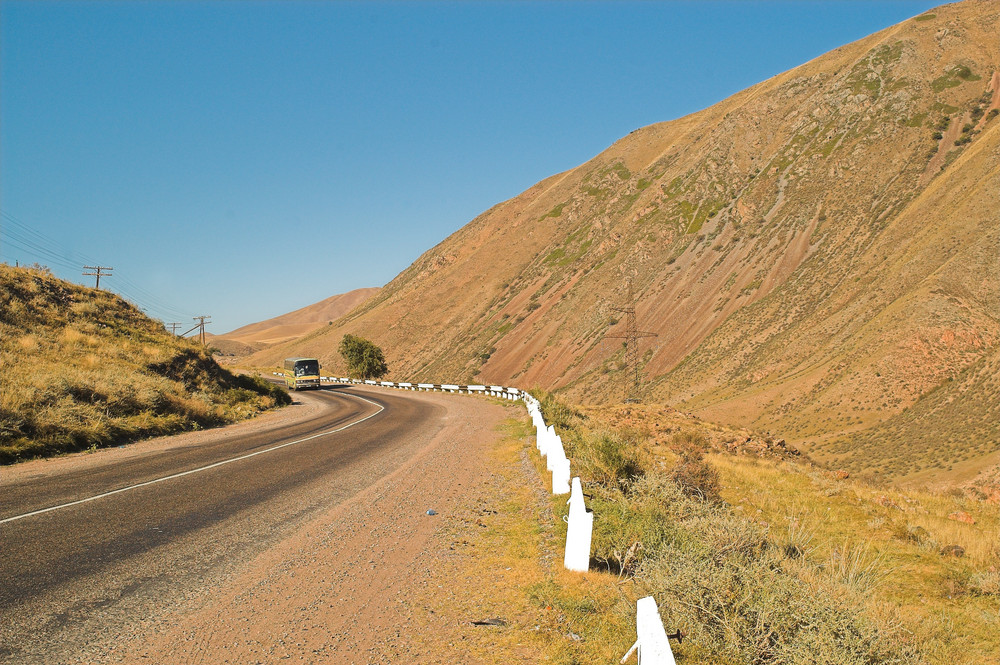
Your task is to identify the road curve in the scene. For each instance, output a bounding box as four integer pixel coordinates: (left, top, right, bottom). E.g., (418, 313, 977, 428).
(0, 385, 478, 664)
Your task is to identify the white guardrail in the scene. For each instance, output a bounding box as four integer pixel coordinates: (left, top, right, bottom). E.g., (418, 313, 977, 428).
(272, 374, 677, 661)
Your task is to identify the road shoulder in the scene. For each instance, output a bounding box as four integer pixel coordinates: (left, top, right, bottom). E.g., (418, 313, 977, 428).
(104, 389, 519, 664)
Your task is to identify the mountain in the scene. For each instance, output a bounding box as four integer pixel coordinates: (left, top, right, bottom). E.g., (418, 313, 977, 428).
(211, 287, 380, 352)
(250, 0, 1000, 484)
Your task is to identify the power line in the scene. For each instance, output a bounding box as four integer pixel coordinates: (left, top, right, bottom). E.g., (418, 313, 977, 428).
(185, 315, 211, 345)
(1, 212, 90, 273)
(1, 208, 194, 322)
(107, 272, 194, 322)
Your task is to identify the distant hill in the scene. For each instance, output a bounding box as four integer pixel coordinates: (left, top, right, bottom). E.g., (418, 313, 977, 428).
(0, 265, 289, 463)
(212, 287, 379, 354)
(252, 1, 1000, 484)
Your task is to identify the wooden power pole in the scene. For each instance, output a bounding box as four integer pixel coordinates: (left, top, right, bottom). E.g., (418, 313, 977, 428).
(181, 316, 211, 345)
(166, 322, 182, 335)
(605, 281, 658, 403)
(82, 265, 113, 289)
(193, 315, 211, 345)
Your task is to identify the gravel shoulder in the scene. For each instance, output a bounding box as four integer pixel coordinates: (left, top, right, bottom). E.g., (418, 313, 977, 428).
(88, 387, 524, 665)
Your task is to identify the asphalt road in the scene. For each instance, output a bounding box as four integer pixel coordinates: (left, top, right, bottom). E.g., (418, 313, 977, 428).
(0, 385, 448, 664)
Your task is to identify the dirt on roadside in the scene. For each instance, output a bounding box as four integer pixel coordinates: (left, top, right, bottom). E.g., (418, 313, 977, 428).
(91, 389, 534, 665)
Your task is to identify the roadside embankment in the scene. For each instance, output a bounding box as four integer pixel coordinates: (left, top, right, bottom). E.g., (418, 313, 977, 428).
(0, 265, 289, 464)
(467, 393, 999, 664)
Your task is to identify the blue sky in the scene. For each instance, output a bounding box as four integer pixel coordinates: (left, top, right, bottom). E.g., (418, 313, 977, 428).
(1, 0, 939, 333)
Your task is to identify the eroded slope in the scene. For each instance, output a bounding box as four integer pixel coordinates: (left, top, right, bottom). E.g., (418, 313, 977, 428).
(254, 1, 999, 481)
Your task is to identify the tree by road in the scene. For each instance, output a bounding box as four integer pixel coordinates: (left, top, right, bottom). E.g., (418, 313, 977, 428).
(338, 334, 389, 380)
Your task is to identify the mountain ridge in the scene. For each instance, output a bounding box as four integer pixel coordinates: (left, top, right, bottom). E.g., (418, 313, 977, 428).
(250, 0, 999, 483)
(211, 287, 380, 354)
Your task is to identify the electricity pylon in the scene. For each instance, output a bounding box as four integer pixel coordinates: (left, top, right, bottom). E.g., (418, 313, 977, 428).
(605, 281, 657, 403)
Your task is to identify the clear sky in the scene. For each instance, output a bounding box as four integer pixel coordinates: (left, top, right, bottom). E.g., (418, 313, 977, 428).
(1, 0, 940, 334)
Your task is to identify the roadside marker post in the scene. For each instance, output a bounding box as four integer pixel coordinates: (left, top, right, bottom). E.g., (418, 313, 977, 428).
(621, 596, 677, 665)
(552, 452, 570, 495)
(545, 427, 560, 471)
(564, 477, 592, 572)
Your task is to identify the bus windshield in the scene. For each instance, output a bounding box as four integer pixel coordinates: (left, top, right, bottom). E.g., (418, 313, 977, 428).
(294, 360, 319, 377)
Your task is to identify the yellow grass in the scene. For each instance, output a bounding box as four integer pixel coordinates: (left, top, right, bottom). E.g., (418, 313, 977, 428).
(393, 416, 639, 664)
(711, 454, 1000, 664)
(439, 396, 971, 663)
(1, 265, 289, 463)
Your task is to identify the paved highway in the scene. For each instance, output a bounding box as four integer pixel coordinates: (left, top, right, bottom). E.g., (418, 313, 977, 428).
(0, 385, 451, 664)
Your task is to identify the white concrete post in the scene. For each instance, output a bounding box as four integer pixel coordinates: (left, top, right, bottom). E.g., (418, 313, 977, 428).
(552, 454, 570, 495)
(622, 596, 676, 665)
(546, 431, 563, 471)
(563, 477, 592, 572)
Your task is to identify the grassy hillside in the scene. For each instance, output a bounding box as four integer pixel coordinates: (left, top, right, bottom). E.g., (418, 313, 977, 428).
(0, 264, 289, 463)
(254, 1, 999, 483)
(451, 396, 998, 664)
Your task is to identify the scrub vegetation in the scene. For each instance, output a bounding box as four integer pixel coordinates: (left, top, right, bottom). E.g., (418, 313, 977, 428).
(468, 392, 999, 664)
(0, 264, 289, 463)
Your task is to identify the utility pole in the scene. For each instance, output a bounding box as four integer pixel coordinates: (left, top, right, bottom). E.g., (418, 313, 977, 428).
(605, 281, 658, 403)
(193, 315, 211, 345)
(181, 316, 211, 345)
(166, 322, 182, 335)
(82, 265, 113, 289)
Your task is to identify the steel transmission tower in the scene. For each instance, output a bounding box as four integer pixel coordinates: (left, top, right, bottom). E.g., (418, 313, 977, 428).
(605, 281, 657, 403)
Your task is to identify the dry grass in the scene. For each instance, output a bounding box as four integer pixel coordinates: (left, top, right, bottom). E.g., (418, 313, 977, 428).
(0, 265, 289, 463)
(712, 454, 1000, 664)
(467, 419, 639, 664)
(458, 395, 940, 663)
(385, 414, 637, 664)
(379, 394, 998, 663)
(534, 393, 1000, 662)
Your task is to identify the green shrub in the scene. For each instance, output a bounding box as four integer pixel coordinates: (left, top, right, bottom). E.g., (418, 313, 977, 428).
(575, 428, 646, 493)
(532, 389, 583, 431)
(542, 403, 922, 664)
(637, 498, 918, 664)
(338, 333, 389, 380)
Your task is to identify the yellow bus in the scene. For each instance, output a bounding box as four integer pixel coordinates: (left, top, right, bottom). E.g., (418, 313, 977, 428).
(283, 357, 321, 390)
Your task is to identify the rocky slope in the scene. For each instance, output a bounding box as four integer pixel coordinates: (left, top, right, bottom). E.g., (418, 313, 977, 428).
(253, 0, 999, 482)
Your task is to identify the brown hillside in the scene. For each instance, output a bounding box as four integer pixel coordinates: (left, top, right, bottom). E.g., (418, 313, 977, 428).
(216, 287, 379, 347)
(251, 1, 1000, 482)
